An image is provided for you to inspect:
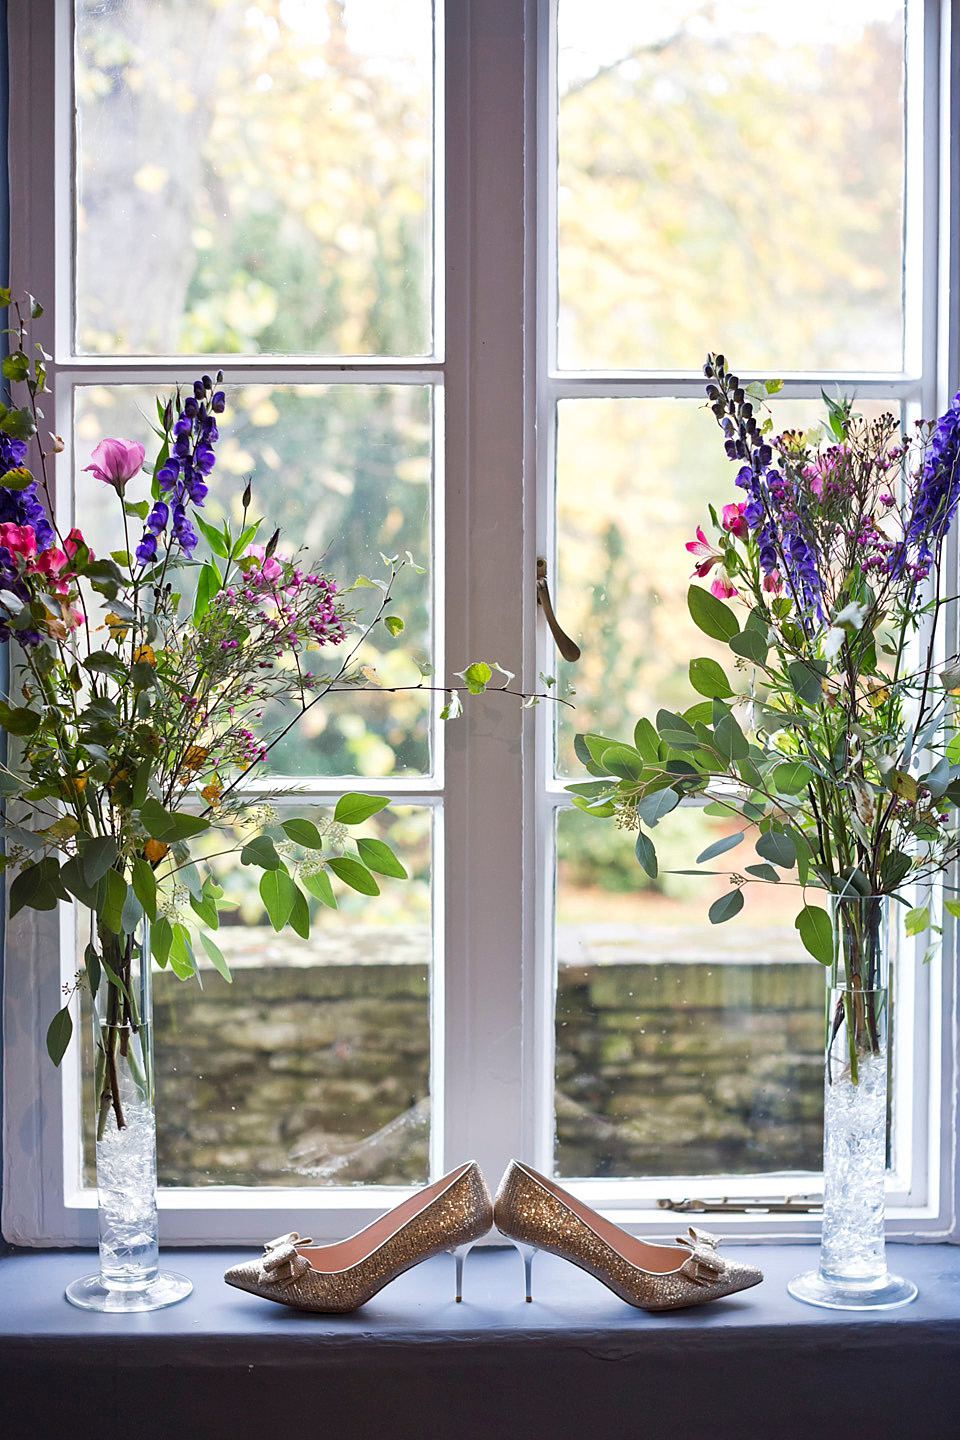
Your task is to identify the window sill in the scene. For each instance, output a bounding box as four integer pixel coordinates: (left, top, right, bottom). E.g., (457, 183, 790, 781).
(2, 1243, 959, 1440)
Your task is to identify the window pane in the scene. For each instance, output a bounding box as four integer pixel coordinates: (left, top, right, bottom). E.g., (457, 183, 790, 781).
(557, 1, 905, 371)
(75, 0, 434, 356)
(79, 805, 433, 1188)
(74, 382, 434, 777)
(555, 806, 823, 1178)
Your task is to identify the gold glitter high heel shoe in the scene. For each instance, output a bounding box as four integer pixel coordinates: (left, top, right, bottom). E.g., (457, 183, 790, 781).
(495, 1160, 763, 1311)
(224, 1160, 492, 1312)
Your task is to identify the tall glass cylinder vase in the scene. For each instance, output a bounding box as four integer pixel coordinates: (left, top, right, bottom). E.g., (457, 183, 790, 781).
(66, 916, 192, 1312)
(788, 894, 916, 1310)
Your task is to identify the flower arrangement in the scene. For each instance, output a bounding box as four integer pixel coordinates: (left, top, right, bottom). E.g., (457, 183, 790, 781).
(571, 353, 960, 992)
(0, 291, 433, 1132)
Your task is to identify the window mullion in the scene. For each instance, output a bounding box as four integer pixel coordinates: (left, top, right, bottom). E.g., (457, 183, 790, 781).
(440, 0, 532, 1186)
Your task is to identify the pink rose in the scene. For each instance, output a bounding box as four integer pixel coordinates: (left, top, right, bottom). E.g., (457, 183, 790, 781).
(721, 503, 749, 540)
(0, 522, 37, 558)
(84, 438, 145, 494)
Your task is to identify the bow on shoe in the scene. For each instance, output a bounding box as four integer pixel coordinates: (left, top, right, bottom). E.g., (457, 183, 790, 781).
(258, 1232, 314, 1288)
(675, 1227, 726, 1286)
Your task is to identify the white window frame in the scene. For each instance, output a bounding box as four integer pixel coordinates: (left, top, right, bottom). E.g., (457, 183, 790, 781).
(2, 0, 958, 1249)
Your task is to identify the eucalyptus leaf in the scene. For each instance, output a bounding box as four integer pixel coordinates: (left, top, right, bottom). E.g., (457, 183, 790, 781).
(708, 889, 745, 924)
(795, 904, 833, 965)
(696, 831, 745, 864)
(687, 584, 740, 642)
(635, 830, 658, 878)
(333, 793, 390, 826)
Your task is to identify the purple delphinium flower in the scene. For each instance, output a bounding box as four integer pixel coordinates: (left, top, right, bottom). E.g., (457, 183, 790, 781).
(137, 373, 222, 565)
(705, 355, 824, 626)
(906, 389, 960, 563)
(0, 434, 54, 553)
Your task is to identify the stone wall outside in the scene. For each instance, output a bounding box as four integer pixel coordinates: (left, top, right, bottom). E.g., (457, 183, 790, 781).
(144, 922, 827, 1188)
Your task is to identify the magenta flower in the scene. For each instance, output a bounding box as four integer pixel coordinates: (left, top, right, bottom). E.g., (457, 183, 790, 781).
(685, 525, 723, 578)
(0, 521, 37, 559)
(84, 438, 145, 494)
(721, 503, 749, 540)
(710, 574, 738, 599)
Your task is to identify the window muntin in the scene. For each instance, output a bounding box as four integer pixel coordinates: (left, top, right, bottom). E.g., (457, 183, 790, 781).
(74, 0, 435, 357)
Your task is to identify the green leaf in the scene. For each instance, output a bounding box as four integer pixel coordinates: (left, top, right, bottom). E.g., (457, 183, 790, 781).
(772, 761, 813, 795)
(189, 884, 220, 930)
(333, 793, 390, 826)
(788, 659, 827, 707)
(633, 717, 660, 761)
(194, 513, 231, 559)
(687, 584, 740, 643)
(709, 889, 745, 924)
(459, 660, 492, 694)
(46, 1006, 74, 1066)
(193, 561, 221, 624)
(600, 744, 646, 782)
(745, 863, 781, 883)
(288, 882, 310, 939)
(384, 615, 404, 637)
(944, 899, 960, 920)
(796, 904, 833, 964)
(240, 834, 282, 870)
(199, 930, 232, 982)
(0, 465, 34, 491)
(688, 656, 735, 699)
(696, 831, 744, 864)
(131, 857, 158, 922)
(327, 855, 381, 895)
(756, 829, 797, 869)
(60, 855, 99, 909)
(82, 650, 128, 679)
(121, 885, 143, 936)
(356, 837, 408, 878)
(0, 701, 41, 735)
(0, 405, 37, 440)
(260, 868, 298, 930)
(636, 786, 680, 827)
(302, 868, 338, 909)
(905, 905, 930, 937)
(169, 922, 199, 981)
(3, 350, 29, 383)
(139, 798, 210, 842)
(100, 869, 127, 935)
(635, 830, 658, 878)
(714, 713, 750, 762)
(151, 916, 174, 968)
(728, 627, 769, 665)
(8, 858, 68, 916)
(281, 817, 325, 849)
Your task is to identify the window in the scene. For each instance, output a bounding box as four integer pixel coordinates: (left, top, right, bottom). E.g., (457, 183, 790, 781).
(2, 0, 958, 1248)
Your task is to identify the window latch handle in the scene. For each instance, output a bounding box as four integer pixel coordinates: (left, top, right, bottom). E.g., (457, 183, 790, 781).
(536, 557, 581, 662)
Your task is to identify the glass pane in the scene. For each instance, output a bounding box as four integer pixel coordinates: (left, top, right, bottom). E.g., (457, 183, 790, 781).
(555, 806, 824, 1178)
(554, 395, 893, 775)
(80, 806, 433, 1188)
(74, 382, 433, 777)
(75, 0, 434, 356)
(557, 1, 905, 371)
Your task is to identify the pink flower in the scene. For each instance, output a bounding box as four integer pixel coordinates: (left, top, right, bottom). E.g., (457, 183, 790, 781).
(762, 569, 783, 594)
(84, 438, 145, 494)
(243, 543, 284, 584)
(685, 525, 722, 578)
(64, 527, 92, 560)
(710, 574, 738, 599)
(721, 503, 749, 540)
(0, 522, 37, 558)
(29, 546, 69, 579)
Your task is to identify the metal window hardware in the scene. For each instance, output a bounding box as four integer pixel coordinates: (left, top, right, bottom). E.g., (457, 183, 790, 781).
(536, 557, 581, 662)
(658, 1197, 823, 1215)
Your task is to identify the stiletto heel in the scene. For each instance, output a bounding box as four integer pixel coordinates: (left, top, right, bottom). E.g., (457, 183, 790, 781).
(224, 1161, 492, 1313)
(495, 1161, 763, 1312)
(449, 1240, 475, 1302)
(513, 1240, 537, 1302)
